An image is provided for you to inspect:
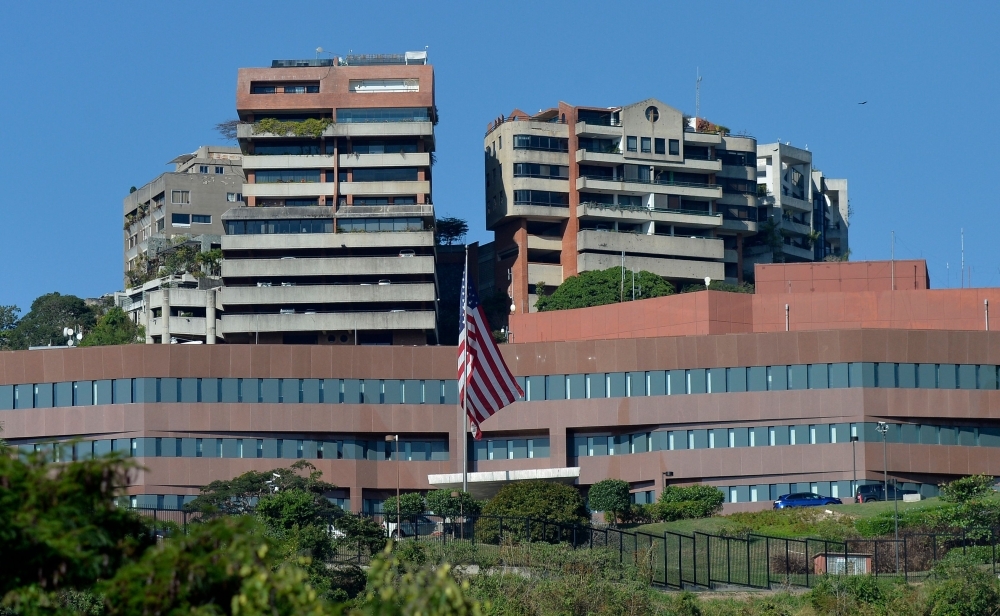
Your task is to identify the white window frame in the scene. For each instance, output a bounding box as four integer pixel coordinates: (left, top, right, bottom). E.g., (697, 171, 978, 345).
(171, 190, 190, 204)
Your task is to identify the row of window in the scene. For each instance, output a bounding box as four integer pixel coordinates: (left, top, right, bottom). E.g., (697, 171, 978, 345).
(351, 196, 417, 206)
(571, 422, 1000, 460)
(625, 136, 679, 156)
(471, 438, 550, 460)
(5, 362, 998, 411)
(515, 362, 1000, 402)
(512, 135, 568, 152)
(0, 378, 459, 410)
(718, 480, 938, 504)
(225, 219, 333, 235)
(349, 167, 420, 182)
(127, 494, 350, 512)
(172, 214, 211, 227)
(513, 163, 568, 179)
(336, 108, 430, 123)
(256, 169, 322, 184)
(17, 436, 448, 463)
(251, 82, 320, 94)
(512, 190, 569, 207)
(337, 218, 425, 233)
(197, 165, 227, 174)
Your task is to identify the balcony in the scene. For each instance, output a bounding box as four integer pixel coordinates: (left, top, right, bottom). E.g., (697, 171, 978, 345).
(339, 180, 430, 196)
(221, 310, 436, 334)
(781, 217, 812, 236)
(339, 152, 430, 168)
(237, 122, 434, 140)
(221, 282, 436, 306)
(527, 263, 563, 286)
(577, 202, 721, 229)
(243, 183, 336, 198)
(221, 255, 435, 278)
(577, 230, 724, 260)
(575, 121, 623, 138)
(682, 131, 723, 145)
(242, 155, 335, 170)
(577, 175, 721, 199)
(149, 316, 219, 338)
(526, 234, 562, 251)
(578, 252, 724, 282)
(222, 230, 433, 251)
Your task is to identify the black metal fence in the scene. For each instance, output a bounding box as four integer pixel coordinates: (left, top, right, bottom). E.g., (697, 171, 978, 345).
(131, 508, 1000, 590)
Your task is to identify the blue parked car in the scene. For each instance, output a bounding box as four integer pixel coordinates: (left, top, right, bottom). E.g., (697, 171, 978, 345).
(773, 492, 843, 509)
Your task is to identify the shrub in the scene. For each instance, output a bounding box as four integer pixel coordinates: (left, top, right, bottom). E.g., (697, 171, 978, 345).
(535, 267, 674, 311)
(652, 484, 724, 521)
(478, 481, 588, 543)
(382, 492, 426, 516)
(939, 474, 995, 503)
(588, 479, 631, 525)
(924, 555, 1000, 616)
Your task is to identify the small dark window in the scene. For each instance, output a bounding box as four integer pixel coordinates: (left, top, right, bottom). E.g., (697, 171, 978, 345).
(171, 213, 190, 226)
(199, 165, 208, 173)
(641, 137, 651, 153)
(626, 136, 637, 152)
(214, 166, 224, 174)
(192, 214, 211, 224)
(655, 138, 665, 154)
(669, 139, 680, 156)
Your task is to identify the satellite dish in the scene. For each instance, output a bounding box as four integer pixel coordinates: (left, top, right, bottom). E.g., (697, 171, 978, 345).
(704, 277, 712, 288)
(65, 328, 73, 336)
(316, 47, 323, 54)
(67, 339, 74, 347)
(76, 332, 83, 340)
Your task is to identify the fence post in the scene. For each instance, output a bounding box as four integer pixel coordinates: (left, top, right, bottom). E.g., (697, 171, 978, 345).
(706, 534, 712, 588)
(664, 533, 670, 588)
(785, 540, 790, 582)
(903, 535, 907, 583)
(693, 535, 698, 588)
(874, 539, 878, 578)
(747, 536, 752, 587)
(764, 536, 771, 589)
(726, 537, 732, 584)
(805, 540, 809, 588)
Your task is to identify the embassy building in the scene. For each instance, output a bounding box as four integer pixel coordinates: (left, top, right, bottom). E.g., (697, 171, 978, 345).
(4, 259, 1000, 513)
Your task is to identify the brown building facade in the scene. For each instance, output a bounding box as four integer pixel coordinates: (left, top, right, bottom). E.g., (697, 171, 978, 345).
(3, 261, 999, 513)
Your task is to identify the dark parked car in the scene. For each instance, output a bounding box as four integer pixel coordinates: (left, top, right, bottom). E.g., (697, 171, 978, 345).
(773, 492, 843, 509)
(384, 515, 439, 538)
(855, 484, 918, 503)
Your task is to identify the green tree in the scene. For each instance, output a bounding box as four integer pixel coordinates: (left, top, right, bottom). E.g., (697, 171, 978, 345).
(939, 474, 995, 503)
(0, 451, 151, 609)
(679, 280, 755, 294)
(353, 549, 485, 616)
(434, 217, 469, 246)
(160, 243, 201, 276)
(79, 307, 144, 346)
(186, 461, 338, 518)
(6, 292, 95, 350)
(196, 248, 223, 277)
(479, 480, 588, 541)
(425, 490, 481, 517)
(0, 304, 19, 350)
(535, 267, 674, 312)
(587, 479, 631, 526)
(382, 492, 427, 516)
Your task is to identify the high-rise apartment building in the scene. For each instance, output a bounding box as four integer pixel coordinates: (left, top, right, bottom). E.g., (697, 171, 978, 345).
(123, 146, 243, 286)
(483, 99, 760, 314)
(222, 52, 438, 345)
(753, 143, 849, 265)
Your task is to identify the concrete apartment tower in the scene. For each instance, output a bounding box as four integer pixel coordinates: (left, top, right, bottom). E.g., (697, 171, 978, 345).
(122, 146, 243, 286)
(222, 52, 438, 345)
(484, 100, 759, 314)
(753, 142, 849, 265)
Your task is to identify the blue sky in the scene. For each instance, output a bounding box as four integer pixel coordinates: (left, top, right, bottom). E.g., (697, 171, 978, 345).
(1, 1, 998, 311)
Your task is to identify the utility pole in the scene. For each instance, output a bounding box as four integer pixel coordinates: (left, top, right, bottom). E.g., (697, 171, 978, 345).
(876, 422, 898, 572)
(385, 434, 400, 539)
(850, 435, 859, 500)
(695, 68, 702, 120)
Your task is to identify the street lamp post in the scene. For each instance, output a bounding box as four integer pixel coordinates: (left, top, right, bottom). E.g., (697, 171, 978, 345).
(385, 435, 400, 539)
(850, 436, 859, 501)
(875, 422, 899, 572)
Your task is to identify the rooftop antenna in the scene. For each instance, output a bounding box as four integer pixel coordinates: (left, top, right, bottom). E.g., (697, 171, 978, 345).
(695, 68, 702, 120)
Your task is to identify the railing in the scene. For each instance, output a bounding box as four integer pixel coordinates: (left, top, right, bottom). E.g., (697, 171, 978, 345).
(579, 201, 720, 218)
(486, 115, 567, 136)
(512, 173, 570, 180)
(579, 174, 717, 190)
(127, 507, 1000, 591)
(576, 118, 622, 127)
(684, 153, 716, 161)
(720, 205, 759, 223)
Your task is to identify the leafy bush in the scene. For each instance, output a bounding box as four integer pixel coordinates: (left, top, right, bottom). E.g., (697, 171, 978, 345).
(939, 474, 995, 503)
(425, 489, 481, 517)
(535, 267, 674, 312)
(253, 117, 331, 138)
(382, 492, 426, 516)
(653, 485, 724, 521)
(680, 280, 755, 294)
(478, 481, 588, 543)
(924, 555, 1000, 616)
(808, 575, 918, 616)
(588, 479, 631, 525)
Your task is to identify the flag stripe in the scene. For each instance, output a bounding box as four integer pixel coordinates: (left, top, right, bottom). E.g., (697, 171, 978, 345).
(457, 257, 523, 440)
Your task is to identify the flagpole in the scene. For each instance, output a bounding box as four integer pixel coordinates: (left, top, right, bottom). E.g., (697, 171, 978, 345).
(462, 245, 470, 495)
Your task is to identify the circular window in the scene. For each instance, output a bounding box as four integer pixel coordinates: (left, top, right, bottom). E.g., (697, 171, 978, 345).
(645, 106, 659, 122)
(340, 334, 348, 343)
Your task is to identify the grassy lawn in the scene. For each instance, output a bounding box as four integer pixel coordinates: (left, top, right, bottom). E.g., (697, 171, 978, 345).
(630, 497, 948, 539)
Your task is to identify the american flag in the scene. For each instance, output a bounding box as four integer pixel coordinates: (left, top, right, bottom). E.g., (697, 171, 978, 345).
(458, 260, 523, 440)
